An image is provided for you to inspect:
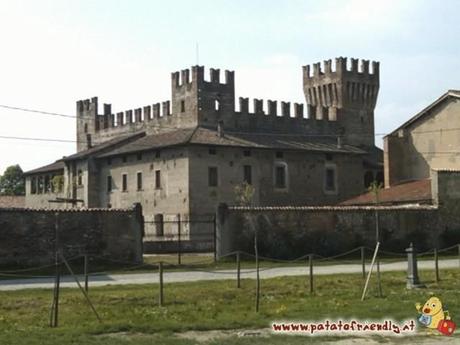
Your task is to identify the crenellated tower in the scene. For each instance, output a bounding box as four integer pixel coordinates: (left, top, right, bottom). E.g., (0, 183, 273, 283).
(303, 57, 379, 147)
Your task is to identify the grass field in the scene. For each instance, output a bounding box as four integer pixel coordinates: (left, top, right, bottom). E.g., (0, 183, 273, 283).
(0, 267, 459, 344)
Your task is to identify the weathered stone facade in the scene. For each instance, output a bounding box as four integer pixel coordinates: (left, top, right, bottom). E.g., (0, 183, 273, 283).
(24, 57, 383, 251)
(384, 90, 460, 187)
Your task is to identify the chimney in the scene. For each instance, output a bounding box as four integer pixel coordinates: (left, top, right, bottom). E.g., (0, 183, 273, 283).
(217, 120, 224, 138)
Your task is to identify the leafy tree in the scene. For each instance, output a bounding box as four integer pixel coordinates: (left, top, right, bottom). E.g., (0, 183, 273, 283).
(234, 181, 255, 206)
(0, 165, 25, 195)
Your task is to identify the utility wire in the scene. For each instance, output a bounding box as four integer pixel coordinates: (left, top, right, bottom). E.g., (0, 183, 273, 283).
(0, 104, 76, 118)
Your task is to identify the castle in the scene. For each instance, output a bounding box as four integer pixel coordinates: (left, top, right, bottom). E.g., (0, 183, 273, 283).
(24, 57, 383, 251)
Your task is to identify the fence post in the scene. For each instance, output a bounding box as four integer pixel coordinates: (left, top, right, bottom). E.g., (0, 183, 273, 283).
(308, 254, 314, 294)
(51, 263, 61, 327)
(236, 251, 241, 288)
(376, 256, 383, 297)
(159, 261, 164, 307)
(84, 254, 89, 293)
(177, 214, 181, 265)
(458, 244, 460, 268)
(213, 215, 217, 264)
(434, 248, 440, 283)
(361, 246, 366, 279)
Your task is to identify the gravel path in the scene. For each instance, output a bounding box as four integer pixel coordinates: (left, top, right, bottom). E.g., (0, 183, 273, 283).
(0, 259, 458, 291)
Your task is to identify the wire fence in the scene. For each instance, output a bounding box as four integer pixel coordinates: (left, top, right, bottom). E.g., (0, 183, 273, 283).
(2, 243, 460, 327)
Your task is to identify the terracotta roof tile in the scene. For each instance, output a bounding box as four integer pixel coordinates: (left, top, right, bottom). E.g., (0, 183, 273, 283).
(24, 160, 65, 176)
(340, 179, 432, 206)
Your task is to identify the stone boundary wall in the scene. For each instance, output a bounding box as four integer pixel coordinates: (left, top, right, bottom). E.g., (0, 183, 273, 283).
(216, 204, 440, 258)
(0, 204, 144, 266)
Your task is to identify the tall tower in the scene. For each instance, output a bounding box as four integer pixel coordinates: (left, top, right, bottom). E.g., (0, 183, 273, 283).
(303, 57, 379, 147)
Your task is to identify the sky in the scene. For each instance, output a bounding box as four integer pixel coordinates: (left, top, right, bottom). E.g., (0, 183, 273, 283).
(1, 0, 460, 174)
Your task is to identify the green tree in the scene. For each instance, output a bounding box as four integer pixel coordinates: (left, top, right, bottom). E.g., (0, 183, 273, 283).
(0, 165, 25, 195)
(234, 181, 255, 206)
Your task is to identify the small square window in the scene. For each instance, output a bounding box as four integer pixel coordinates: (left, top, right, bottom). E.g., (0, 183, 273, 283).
(122, 156, 127, 163)
(325, 153, 333, 161)
(243, 150, 251, 157)
(275, 151, 284, 159)
(209, 147, 216, 155)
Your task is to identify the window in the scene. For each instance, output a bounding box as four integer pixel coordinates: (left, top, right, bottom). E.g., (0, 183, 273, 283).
(364, 171, 374, 188)
(122, 174, 128, 192)
(137, 172, 143, 191)
(31, 177, 37, 194)
(276, 151, 284, 159)
(180, 100, 185, 112)
(107, 176, 112, 192)
(324, 165, 337, 193)
(243, 150, 251, 157)
(137, 152, 142, 161)
(208, 167, 218, 187)
(209, 147, 216, 155)
(243, 165, 252, 185)
(122, 155, 127, 163)
(44, 175, 50, 193)
(77, 170, 83, 186)
(155, 150, 161, 159)
(155, 170, 161, 189)
(37, 176, 44, 194)
(274, 164, 287, 189)
(325, 153, 333, 161)
(154, 214, 164, 236)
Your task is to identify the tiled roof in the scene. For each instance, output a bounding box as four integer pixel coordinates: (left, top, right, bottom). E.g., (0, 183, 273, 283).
(0, 196, 25, 208)
(24, 160, 65, 176)
(98, 126, 367, 157)
(63, 132, 145, 161)
(340, 179, 432, 206)
(386, 90, 460, 137)
(97, 128, 197, 157)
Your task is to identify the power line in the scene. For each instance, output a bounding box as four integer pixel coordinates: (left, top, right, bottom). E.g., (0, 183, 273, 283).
(0, 104, 75, 118)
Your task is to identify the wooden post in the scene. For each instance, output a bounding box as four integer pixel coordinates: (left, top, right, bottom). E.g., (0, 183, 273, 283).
(236, 251, 241, 288)
(308, 254, 314, 294)
(434, 248, 440, 283)
(376, 256, 383, 297)
(159, 261, 164, 307)
(84, 254, 89, 293)
(255, 231, 260, 313)
(213, 215, 217, 264)
(177, 214, 182, 265)
(361, 242, 380, 301)
(51, 263, 61, 327)
(458, 244, 460, 268)
(361, 246, 366, 279)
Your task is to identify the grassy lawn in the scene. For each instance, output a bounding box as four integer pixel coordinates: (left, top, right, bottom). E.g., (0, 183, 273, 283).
(1, 268, 460, 344)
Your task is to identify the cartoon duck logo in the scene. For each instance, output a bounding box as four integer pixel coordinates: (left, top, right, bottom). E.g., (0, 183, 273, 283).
(416, 297, 456, 336)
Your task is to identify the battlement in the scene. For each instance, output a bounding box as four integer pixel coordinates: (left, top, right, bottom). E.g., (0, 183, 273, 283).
(303, 57, 379, 80)
(171, 66, 234, 88)
(77, 97, 172, 132)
